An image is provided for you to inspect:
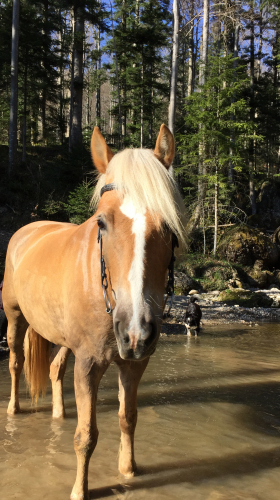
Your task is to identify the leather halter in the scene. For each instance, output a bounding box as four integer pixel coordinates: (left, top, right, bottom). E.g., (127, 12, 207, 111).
(97, 184, 178, 316)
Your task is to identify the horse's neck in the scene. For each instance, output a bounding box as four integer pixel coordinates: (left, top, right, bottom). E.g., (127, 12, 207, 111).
(72, 218, 100, 286)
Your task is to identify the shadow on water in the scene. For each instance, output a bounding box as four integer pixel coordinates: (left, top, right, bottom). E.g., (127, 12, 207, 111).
(6, 370, 280, 420)
(89, 446, 280, 498)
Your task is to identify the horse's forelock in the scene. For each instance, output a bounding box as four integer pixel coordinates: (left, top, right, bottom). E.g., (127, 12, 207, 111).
(91, 148, 186, 246)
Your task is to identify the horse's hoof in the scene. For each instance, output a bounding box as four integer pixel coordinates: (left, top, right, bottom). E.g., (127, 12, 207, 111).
(52, 408, 66, 419)
(123, 471, 135, 479)
(7, 402, 20, 415)
(119, 462, 137, 478)
(70, 491, 89, 500)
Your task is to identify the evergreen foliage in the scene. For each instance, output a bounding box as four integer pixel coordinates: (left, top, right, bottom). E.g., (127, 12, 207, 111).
(1, 0, 280, 245)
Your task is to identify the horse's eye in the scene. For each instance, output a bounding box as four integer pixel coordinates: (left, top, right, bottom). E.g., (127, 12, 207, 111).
(97, 219, 106, 230)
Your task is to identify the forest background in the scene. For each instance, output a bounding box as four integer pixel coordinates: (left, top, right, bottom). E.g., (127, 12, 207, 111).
(1, 0, 280, 292)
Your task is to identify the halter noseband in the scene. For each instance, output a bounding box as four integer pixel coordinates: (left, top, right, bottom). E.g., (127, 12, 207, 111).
(97, 184, 178, 316)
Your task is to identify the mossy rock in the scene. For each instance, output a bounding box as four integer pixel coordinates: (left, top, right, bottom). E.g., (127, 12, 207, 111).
(202, 265, 235, 291)
(246, 262, 275, 288)
(217, 289, 273, 308)
(218, 224, 279, 267)
(178, 256, 240, 292)
(174, 271, 198, 295)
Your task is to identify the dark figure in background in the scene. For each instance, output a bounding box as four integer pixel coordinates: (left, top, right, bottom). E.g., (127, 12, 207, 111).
(183, 297, 202, 336)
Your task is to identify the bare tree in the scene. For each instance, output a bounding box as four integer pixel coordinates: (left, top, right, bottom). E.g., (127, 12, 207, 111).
(249, 1, 257, 215)
(188, 0, 195, 96)
(168, 0, 179, 135)
(8, 0, 20, 175)
(186, 0, 209, 235)
(70, 4, 84, 149)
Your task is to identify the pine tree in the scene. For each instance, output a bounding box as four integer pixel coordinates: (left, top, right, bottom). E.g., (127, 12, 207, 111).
(178, 53, 257, 246)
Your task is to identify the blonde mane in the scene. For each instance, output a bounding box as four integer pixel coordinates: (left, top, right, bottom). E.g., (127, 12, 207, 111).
(91, 148, 187, 245)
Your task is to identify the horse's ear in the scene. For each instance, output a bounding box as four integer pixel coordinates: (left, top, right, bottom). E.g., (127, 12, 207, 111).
(154, 124, 175, 169)
(90, 127, 114, 173)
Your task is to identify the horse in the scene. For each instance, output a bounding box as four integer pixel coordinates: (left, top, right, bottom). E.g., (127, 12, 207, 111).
(2, 124, 186, 500)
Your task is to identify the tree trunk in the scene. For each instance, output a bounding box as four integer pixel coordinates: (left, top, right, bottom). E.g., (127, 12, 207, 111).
(110, 5, 122, 148)
(168, 0, 179, 135)
(58, 10, 65, 145)
(8, 0, 20, 175)
(213, 158, 218, 256)
(41, 0, 49, 145)
(188, 0, 209, 235)
(95, 25, 101, 126)
(228, 21, 240, 183)
(140, 63, 144, 148)
(249, 8, 256, 215)
(22, 56, 28, 164)
(68, 8, 74, 151)
(70, 5, 84, 149)
(257, 9, 263, 80)
(121, 0, 127, 140)
(199, 0, 209, 87)
(188, 0, 194, 96)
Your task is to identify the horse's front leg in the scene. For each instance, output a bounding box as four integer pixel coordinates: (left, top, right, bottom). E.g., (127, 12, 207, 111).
(115, 357, 149, 477)
(49, 345, 71, 418)
(71, 356, 108, 500)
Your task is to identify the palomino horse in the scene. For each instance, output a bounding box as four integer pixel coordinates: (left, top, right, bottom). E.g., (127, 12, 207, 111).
(3, 124, 186, 499)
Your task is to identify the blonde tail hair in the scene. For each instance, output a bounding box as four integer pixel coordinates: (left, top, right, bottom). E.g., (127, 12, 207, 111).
(24, 327, 50, 402)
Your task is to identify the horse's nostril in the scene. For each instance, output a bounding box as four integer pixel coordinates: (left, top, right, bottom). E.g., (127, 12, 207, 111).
(123, 333, 130, 344)
(144, 321, 157, 346)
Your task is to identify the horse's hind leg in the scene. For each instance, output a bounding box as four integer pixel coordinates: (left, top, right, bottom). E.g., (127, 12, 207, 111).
(49, 345, 71, 419)
(6, 312, 28, 415)
(115, 357, 149, 477)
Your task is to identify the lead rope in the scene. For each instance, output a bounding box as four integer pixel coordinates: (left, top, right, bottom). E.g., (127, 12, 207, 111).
(97, 227, 112, 314)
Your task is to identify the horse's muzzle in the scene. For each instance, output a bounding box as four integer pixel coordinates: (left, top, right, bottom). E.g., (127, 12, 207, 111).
(114, 318, 158, 360)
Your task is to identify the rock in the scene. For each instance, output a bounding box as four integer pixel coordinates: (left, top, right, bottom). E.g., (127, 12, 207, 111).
(189, 289, 200, 295)
(202, 264, 236, 292)
(246, 262, 275, 288)
(269, 285, 279, 291)
(218, 225, 279, 267)
(257, 180, 280, 231)
(217, 289, 273, 308)
(272, 225, 280, 245)
(174, 272, 197, 296)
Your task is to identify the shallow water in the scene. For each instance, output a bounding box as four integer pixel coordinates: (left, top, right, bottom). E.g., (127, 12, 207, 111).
(1, 324, 280, 500)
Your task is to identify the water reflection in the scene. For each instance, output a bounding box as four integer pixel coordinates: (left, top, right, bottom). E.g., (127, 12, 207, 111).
(1, 324, 280, 499)
(46, 420, 64, 457)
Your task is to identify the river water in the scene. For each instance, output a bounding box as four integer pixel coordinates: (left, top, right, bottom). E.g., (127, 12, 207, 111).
(1, 323, 280, 500)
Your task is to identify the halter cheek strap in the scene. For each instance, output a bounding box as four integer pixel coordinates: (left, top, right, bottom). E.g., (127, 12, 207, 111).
(97, 184, 179, 316)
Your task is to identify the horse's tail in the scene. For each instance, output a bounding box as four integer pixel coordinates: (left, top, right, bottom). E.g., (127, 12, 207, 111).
(24, 326, 50, 402)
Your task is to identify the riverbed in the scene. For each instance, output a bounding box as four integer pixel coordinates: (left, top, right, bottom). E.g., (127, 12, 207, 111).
(1, 323, 280, 499)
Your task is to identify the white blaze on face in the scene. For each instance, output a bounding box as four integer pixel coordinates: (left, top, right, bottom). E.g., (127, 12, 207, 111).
(120, 198, 146, 333)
